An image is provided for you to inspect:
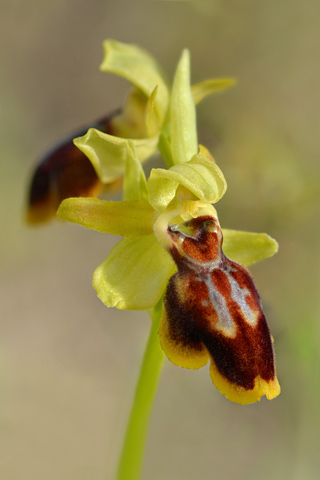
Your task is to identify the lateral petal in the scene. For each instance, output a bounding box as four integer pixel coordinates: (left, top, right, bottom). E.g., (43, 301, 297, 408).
(148, 154, 227, 212)
(192, 78, 236, 105)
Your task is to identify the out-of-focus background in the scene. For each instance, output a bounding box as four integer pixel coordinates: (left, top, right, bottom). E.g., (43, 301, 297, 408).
(1, 0, 320, 479)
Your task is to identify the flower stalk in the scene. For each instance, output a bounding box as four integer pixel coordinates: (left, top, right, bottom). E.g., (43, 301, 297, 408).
(116, 300, 165, 480)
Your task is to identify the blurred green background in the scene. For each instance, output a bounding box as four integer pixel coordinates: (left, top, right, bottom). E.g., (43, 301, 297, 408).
(1, 0, 320, 479)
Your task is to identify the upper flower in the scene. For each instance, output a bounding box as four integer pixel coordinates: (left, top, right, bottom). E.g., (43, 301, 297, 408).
(56, 40, 280, 404)
(72, 41, 235, 183)
(26, 40, 234, 223)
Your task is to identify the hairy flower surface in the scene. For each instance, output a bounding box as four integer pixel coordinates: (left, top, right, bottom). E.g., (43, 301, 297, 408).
(57, 40, 280, 404)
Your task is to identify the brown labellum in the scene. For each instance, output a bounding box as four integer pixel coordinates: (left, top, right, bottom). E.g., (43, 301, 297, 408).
(159, 215, 280, 404)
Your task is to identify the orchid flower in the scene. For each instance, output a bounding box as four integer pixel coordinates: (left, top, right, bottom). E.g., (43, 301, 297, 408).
(57, 43, 280, 405)
(30, 40, 280, 480)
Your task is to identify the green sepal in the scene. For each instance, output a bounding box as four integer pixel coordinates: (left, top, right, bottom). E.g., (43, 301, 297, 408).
(147, 154, 227, 212)
(170, 50, 198, 165)
(192, 78, 236, 105)
(73, 128, 158, 184)
(93, 234, 176, 310)
(222, 229, 279, 266)
(57, 198, 157, 236)
(100, 39, 169, 129)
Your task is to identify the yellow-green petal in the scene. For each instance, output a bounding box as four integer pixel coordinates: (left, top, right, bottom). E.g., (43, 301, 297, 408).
(147, 154, 227, 212)
(73, 128, 158, 184)
(158, 126, 175, 169)
(192, 78, 236, 105)
(170, 50, 198, 165)
(93, 235, 176, 310)
(100, 39, 169, 128)
(123, 141, 148, 201)
(57, 198, 156, 236)
(110, 87, 150, 139)
(222, 229, 279, 266)
(146, 85, 160, 137)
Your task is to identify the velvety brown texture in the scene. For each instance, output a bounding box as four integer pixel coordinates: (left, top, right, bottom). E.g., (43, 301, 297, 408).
(164, 216, 276, 390)
(27, 113, 117, 223)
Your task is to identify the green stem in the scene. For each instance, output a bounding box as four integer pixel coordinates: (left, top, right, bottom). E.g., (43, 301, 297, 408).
(116, 300, 165, 480)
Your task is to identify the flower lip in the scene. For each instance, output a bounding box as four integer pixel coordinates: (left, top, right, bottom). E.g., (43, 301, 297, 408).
(159, 215, 280, 404)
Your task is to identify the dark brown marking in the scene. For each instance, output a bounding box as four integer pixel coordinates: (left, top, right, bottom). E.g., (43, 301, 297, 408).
(26, 111, 120, 224)
(163, 215, 276, 391)
(164, 274, 204, 351)
(168, 216, 223, 265)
